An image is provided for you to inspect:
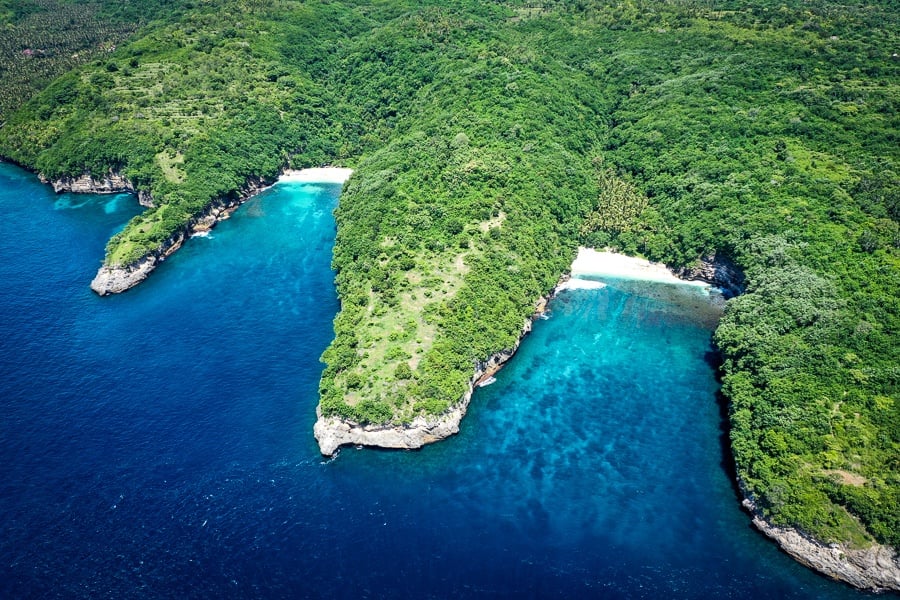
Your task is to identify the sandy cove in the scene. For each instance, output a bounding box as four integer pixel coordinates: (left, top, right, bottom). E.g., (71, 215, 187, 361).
(566, 247, 711, 287)
(279, 167, 353, 184)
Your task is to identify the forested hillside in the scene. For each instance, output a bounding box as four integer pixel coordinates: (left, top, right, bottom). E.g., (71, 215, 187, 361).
(0, 0, 185, 120)
(0, 0, 896, 569)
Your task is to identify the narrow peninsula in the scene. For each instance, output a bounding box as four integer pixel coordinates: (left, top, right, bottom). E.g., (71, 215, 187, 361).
(88, 167, 353, 295)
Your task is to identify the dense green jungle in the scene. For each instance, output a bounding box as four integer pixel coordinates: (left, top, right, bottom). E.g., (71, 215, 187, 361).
(0, 0, 897, 554)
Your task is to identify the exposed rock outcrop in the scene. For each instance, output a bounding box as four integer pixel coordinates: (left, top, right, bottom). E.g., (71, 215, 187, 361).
(42, 171, 154, 207)
(314, 284, 560, 456)
(91, 258, 157, 295)
(90, 175, 274, 295)
(741, 494, 900, 592)
(678, 251, 744, 297)
(314, 403, 468, 456)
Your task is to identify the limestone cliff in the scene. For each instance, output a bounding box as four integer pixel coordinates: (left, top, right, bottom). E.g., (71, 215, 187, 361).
(42, 171, 154, 207)
(741, 494, 900, 592)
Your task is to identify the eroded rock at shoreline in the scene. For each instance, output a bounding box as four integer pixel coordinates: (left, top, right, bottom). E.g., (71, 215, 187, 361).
(678, 252, 745, 297)
(314, 299, 543, 456)
(742, 496, 900, 592)
(314, 404, 467, 456)
(89, 175, 274, 295)
(90, 258, 157, 295)
(43, 171, 154, 207)
(90, 228, 190, 295)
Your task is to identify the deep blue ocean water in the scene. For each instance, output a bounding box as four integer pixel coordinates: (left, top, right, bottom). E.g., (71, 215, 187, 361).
(0, 161, 868, 599)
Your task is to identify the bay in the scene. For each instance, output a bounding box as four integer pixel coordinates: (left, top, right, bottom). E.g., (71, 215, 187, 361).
(0, 162, 865, 598)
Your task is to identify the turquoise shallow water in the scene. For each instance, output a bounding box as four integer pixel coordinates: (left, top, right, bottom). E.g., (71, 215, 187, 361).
(0, 161, 867, 598)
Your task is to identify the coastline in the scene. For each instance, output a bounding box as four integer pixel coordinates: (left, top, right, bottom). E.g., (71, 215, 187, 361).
(32, 156, 893, 592)
(314, 249, 897, 592)
(89, 174, 271, 294)
(88, 167, 352, 295)
(570, 248, 710, 287)
(1, 159, 355, 295)
(314, 247, 737, 456)
(314, 284, 557, 456)
(741, 489, 900, 592)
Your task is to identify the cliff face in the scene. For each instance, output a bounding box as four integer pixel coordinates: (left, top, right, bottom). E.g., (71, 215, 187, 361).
(742, 495, 900, 592)
(90, 175, 274, 295)
(43, 172, 154, 207)
(678, 252, 745, 297)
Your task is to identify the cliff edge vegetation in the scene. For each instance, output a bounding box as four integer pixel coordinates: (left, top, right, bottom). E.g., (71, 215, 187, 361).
(0, 0, 897, 588)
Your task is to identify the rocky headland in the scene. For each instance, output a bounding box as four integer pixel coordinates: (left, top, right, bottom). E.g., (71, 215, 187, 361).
(89, 175, 275, 295)
(313, 279, 568, 456)
(314, 249, 743, 457)
(741, 492, 900, 592)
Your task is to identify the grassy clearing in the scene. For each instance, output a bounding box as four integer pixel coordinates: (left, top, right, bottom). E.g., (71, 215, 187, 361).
(339, 244, 473, 419)
(156, 150, 186, 184)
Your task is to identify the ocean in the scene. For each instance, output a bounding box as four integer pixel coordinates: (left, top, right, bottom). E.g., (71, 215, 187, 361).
(0, 162, 866, 598)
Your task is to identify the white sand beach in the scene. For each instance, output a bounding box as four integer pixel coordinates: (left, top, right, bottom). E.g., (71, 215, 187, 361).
(279, 167, 353, 184)
(569, 247, 709, 287)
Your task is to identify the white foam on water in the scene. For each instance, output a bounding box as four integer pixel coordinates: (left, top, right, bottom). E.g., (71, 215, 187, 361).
(558, 278, 607, 291)
(278, 167, 353, 184)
